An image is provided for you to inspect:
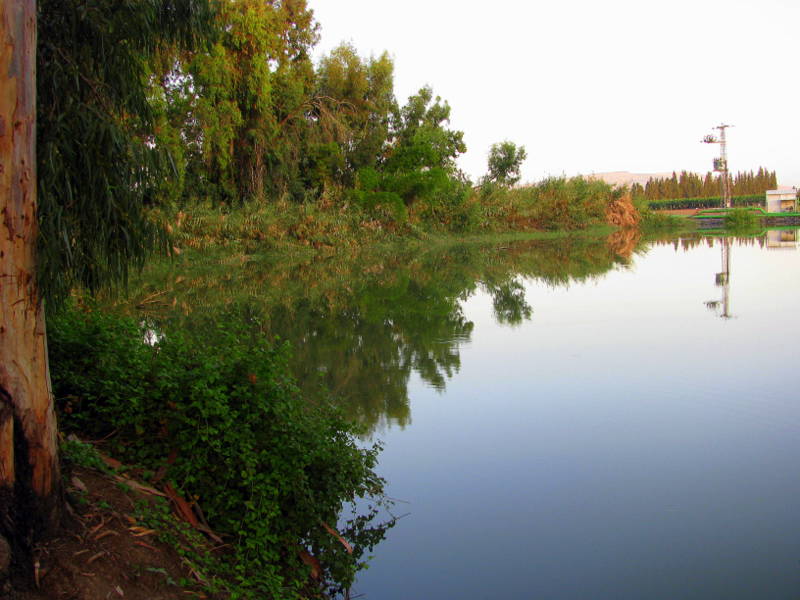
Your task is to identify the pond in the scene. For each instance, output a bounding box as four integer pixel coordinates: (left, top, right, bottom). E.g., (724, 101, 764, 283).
(123, 229, 800, 599)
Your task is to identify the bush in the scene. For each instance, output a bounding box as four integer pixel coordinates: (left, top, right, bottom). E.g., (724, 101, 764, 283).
(724, 207, 761, 232)
(48, 305, 391, 597)
(647, 194, 763, 210)
(478, 177, 619, 231)
(349, 166, 477, 232)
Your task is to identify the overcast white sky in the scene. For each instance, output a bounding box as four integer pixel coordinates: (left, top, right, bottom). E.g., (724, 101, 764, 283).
(309, 0, 799, 187)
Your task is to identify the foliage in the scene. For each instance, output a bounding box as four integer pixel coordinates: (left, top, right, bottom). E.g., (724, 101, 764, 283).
(724, 207, 761, 233)
(131, 495, 233, 595)
(486, 279, 532, 326)
(315, 43, 397, 185)
(107, 233, 633, 433)
(342, 86, 472, 228)
(647, 194, 764, 210)
(479, 177, 623, 231)
(632, 168, 778, 202)
(635, 204, 687, 233)
(485, 141, 527, 186)
(531, 178, 612, 230)
(60, 438, 114, 476)
(47, 305, 392, 597)
(149, 0, 323, 204)
(36, 0, 214, 306)
(384, 86, 466, 177)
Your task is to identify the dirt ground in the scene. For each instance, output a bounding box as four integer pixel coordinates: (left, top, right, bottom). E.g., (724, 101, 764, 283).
(6, 467, 218, 600)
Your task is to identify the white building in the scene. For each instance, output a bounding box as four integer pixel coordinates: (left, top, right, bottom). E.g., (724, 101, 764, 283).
(765, 189, 798, 213)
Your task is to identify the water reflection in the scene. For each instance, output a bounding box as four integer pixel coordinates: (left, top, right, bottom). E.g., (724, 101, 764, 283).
(649, 229, 798, 320)
(353, 229, 800, 600)
(705, 237, 732, 318)
(765, 228, 798, 249)
(117, 234, 634, 432)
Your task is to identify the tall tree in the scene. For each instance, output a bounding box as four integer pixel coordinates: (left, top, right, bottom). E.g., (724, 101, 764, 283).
(316, 43, 396, 183)
(1, 0, 212, 577)
(0, 0, 60, 572)
(187, 0, 319, 202)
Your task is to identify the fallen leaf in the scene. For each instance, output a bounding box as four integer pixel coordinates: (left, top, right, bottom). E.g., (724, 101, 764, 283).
(113, 475, 166, 497)
(321, 521, 353, 554)
(70, 476, 88, 493)
(88, 519, 107, 537)
(133, 541, 158, 551)
(163, 484, 200, 528)
(99, 454, 122, 470)
(129, 528, 157, 537)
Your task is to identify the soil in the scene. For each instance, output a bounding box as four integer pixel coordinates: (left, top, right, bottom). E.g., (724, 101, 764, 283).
(5, 467, 219, 600)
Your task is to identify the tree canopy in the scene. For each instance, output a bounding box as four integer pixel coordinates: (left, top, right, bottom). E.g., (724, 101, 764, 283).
(486, 140, 527, 186)
(37, 0, 215, 306)
(631, 167, 778, 201)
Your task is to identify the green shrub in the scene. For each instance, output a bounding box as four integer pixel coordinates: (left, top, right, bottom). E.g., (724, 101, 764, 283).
(480, 177, 616, 231)
(634, 197, 686, 232)
(532, 177, 611, 230)
(724, 207, 761, 232)
(48, 305, 391, 597)
(647, 194, 763, 210)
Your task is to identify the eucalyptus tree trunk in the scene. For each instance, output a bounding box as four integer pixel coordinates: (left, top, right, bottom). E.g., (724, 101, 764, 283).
(0, 0, 61, 568)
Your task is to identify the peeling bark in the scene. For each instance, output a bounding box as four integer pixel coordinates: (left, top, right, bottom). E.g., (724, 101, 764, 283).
(0, 0, 61, 574)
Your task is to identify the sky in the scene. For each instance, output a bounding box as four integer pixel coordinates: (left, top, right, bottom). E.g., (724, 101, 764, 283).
(308, 0, 799, 187)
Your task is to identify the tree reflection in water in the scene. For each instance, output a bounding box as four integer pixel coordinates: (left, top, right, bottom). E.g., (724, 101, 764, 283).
(117, 233, 637, 433)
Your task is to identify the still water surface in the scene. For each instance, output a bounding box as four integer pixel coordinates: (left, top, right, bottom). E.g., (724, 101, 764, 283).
(127, 232, 800, 599)
(349, 234, 800, 599)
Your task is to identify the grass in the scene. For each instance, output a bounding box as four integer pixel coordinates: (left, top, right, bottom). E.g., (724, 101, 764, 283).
(694, 207, 800, 219)
(153, 177, 641, 257)
(647, 194, 766, 210)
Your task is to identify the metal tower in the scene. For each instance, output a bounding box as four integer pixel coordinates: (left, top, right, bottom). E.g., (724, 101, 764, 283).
(702, 124, 734, 208)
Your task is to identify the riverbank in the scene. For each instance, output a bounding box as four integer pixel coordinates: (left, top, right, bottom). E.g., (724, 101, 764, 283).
(11, 202, 684, 599)
(13, 455, 223, 600)
(154, 181, 686, 259)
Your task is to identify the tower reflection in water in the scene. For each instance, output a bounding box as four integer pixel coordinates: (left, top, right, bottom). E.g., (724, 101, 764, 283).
(704, 230, 797, 319)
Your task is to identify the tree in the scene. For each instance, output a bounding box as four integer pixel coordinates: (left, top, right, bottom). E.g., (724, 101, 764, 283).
(385, 86, 465, 174)
(316, 43, 396, 184)
(486, 140, 527, 186)
(1, 0, 212, 577)
(0, 1, 60, 575)
(185, 0, 319, 202)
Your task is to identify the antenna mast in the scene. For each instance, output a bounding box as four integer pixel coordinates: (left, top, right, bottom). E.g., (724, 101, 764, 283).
(702, 123, 734, 208)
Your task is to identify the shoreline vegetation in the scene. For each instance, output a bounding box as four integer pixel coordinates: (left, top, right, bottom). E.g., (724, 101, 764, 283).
(22, 212, 676, 600)
(154, 179, 681, 258)
(2, 1, 782, 599)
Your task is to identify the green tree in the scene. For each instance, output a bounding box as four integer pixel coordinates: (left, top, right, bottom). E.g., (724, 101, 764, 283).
(486, 140, 527, 186)
(384, 86, 466, 174)
(347, 86, 470, 224)
(1, 0, 212, 576)
(316, 43, 396, 185)
(169, 0, 320, 203)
